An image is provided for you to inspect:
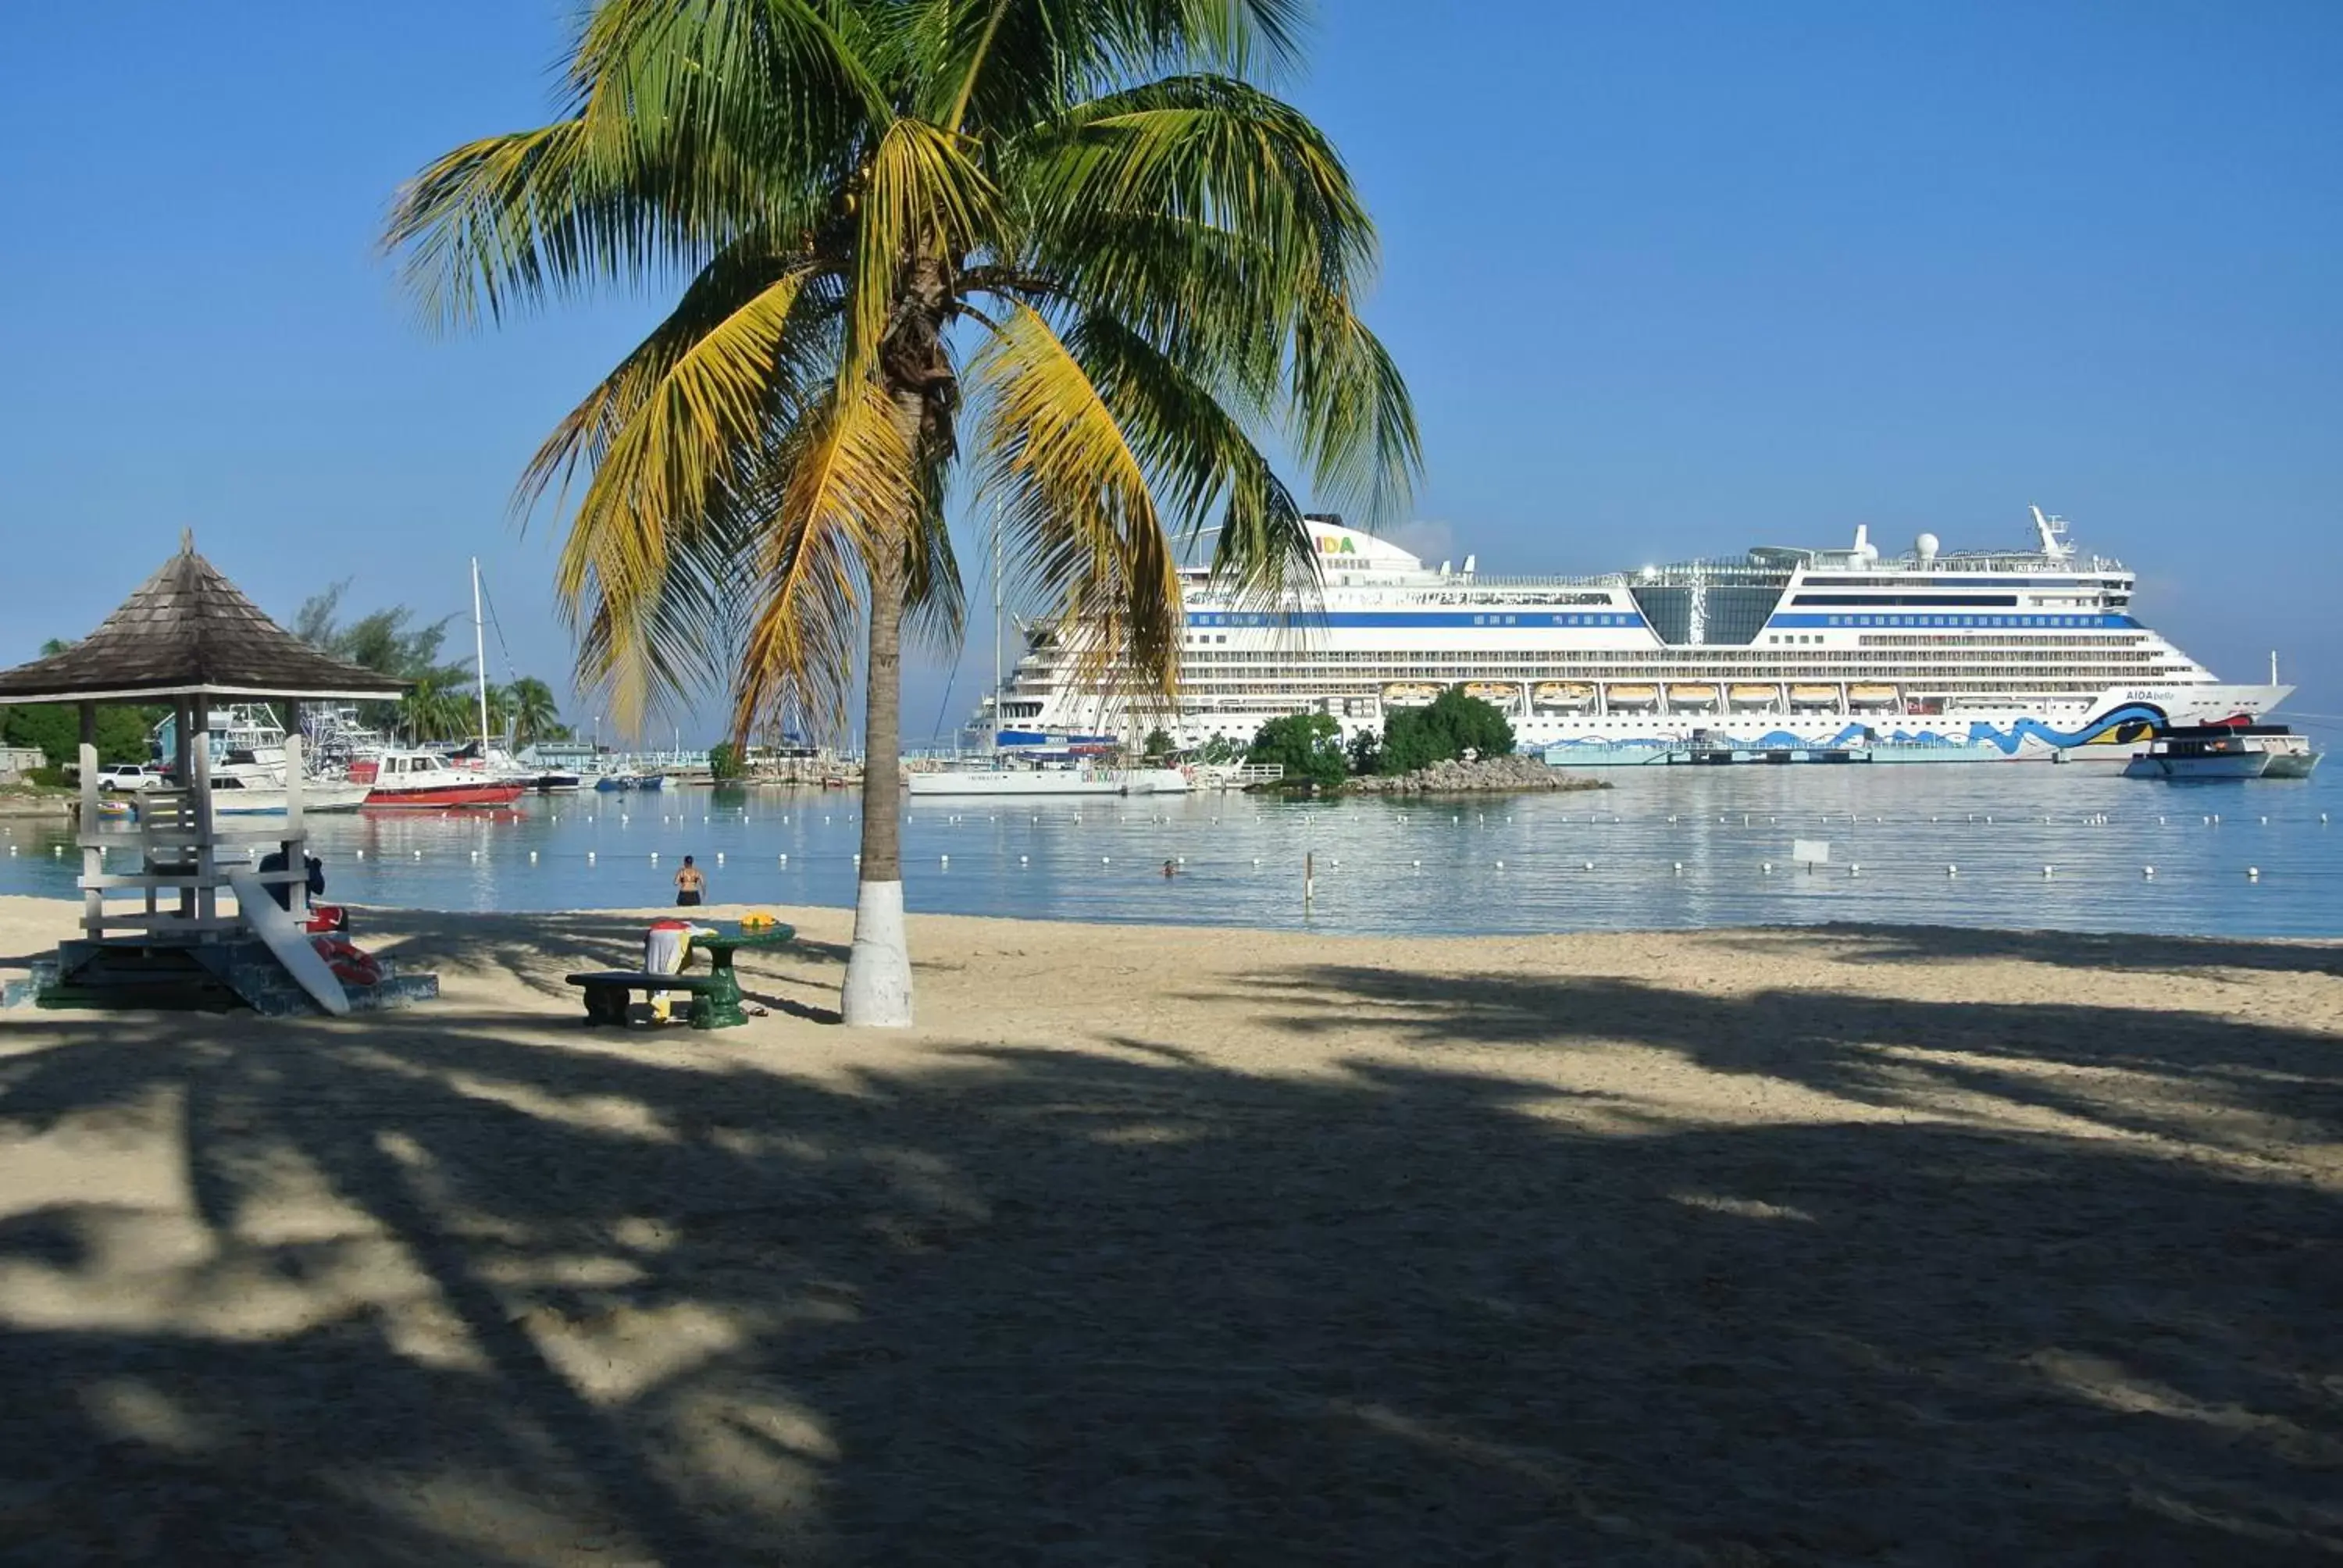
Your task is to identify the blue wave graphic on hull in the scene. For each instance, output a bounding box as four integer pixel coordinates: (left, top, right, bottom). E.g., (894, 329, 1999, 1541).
(1541, 707, 2170, 753)
(1963, 704, 2166, 755)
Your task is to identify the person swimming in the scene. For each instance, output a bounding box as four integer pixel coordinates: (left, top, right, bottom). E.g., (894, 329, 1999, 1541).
(1161, 859, 1177, 878)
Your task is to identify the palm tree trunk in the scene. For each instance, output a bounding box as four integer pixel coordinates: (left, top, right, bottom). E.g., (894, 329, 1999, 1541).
(838, 390, 925, 1027)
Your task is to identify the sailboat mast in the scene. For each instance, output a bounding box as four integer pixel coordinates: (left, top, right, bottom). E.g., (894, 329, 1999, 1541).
(471, 557, 491, 746)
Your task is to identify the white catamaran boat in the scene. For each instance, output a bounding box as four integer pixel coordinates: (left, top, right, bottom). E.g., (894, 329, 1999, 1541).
(967, 508, 2288, 761)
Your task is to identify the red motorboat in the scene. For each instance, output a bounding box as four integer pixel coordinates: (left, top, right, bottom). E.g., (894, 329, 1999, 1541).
(353, 751, 528, 809)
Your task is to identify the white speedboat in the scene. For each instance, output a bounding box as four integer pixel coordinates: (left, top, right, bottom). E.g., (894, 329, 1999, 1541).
(209, 776, 372, 815)
(908, 764, 1123, 797)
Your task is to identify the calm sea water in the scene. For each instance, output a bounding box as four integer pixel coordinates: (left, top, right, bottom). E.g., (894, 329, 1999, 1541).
(4, 768, 2338, 939)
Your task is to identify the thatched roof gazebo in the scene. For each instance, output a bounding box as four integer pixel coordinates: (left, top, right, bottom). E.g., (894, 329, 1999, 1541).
(0, 531, 398, 707)
(0, 533, 405, 1014)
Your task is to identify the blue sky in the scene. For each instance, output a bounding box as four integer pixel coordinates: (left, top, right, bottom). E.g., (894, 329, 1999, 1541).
(2, 1, 2337, 742)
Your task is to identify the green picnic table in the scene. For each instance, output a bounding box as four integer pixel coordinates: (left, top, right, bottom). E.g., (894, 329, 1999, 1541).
(687, 922, 797, 1028)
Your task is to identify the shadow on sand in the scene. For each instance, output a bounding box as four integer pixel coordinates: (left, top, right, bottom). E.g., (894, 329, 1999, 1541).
(0, 923, 2337, 1563)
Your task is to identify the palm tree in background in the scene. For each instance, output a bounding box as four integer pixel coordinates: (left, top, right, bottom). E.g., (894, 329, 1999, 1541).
(505, 677, 568, 744)
(387, 0, 1417, 1025)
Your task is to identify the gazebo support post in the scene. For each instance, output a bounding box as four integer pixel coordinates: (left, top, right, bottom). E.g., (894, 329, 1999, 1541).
(77, 722, 102, 942)
(191, 701, 217, 928)
(280, 705, 307, 922)
(173, 700, 196, 922)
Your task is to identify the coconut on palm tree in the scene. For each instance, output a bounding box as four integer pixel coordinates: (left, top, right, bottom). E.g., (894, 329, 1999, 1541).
(388, 0, 1418, 1025)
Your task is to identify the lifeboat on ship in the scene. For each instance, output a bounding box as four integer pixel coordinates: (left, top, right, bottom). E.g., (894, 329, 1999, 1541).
(1729, 683, 1781, 710)
(1848, 683, 1900, 709)
(1605, 683, 1660, 710)
(1462, 682, 1522, 712)
(1381, 682, 1441, 708)
(1667, 682, 1720, 711)
(1788, 684, 1841, 709)
(1532, 681, 1596, 713)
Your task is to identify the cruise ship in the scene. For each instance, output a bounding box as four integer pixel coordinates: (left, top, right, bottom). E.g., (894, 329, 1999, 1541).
(975, 508, 2286, 760)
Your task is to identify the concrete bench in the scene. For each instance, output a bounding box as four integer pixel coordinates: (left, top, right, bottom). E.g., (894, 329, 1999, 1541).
(563, 971, 722, 1028)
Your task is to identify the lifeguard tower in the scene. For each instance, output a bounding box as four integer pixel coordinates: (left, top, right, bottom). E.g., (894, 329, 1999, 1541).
(0, 534, 433, 1013)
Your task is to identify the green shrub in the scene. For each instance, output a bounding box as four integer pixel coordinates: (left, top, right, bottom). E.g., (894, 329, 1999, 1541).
(1378, 689, 1515, 774)
(1246, 713, 1346, 788)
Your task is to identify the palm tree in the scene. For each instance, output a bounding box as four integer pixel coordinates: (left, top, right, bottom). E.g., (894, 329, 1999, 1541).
(388, 0, 1417, 1025)
(506, 677, 566, 745)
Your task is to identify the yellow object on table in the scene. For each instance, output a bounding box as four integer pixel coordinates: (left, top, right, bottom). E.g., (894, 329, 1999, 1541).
(741, 910, 779, 932)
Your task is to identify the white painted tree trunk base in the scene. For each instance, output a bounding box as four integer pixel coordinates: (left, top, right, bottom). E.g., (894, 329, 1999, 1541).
(840, 879, 913, 1028)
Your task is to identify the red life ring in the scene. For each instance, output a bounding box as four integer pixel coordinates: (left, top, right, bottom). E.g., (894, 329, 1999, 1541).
(309, 936, 384, 989)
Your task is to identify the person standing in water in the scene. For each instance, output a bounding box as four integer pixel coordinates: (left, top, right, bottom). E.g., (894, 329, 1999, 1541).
(674, 855, 707, 907)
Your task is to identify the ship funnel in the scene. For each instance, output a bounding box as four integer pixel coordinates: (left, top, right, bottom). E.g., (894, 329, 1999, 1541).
(1461, 554, 1476, 576)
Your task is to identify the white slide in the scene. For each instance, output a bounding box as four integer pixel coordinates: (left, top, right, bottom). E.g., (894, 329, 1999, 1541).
(224, 868, 351, 1017)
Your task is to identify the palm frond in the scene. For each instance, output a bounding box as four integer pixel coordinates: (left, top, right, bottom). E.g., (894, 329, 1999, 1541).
(845, 115, 1000, 381)
(1065, 310, 1314, 615)
(520, 248, 838, 521)
(970, 302, 1181, 695)
(732, 382, 920, 739)
(551, 260, 825, 726)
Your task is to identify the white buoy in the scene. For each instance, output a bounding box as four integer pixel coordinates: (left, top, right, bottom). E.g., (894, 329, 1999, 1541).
(1329, 857, 1339, 868)
(2042, 865, 2053, 878)
(2143, 866, 2155, 877)
(1253, 857, 1261, 867)
(1102, 856, 1111, 864)
(651, 852, 659, 864)
(2260, 816, 2268, 825)
(1762, 862, 1773, 874)
(1582, 861, 1593, 871)
(412, 850, 421, 860)
(1947, 864, 1957, 876)
(715, 852, 725, 865)
(529, 850, 538, 863)
(355, 849, 365, 860)
(2248, 866, 2261, 880)
(1849, 864, 1860, 877)
(587, 851, 596, 863)
(469, 850, 477, 861)
(779, 853, 788, 865)
(1019, 854, 1029, 864)
(940, 854, 949, 865)
(1411, 859, 1421, 868)
(1177, 856, 1186, 865)
(1673, 861, 1683, 873)
(1494, 859, 1504, 868)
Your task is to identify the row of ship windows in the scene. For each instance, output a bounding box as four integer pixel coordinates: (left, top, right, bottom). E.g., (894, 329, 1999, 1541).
(1168, 642, 2161, 665)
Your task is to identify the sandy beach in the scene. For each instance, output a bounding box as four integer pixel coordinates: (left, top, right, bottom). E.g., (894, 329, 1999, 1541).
(2, 893, 2338, 1563)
